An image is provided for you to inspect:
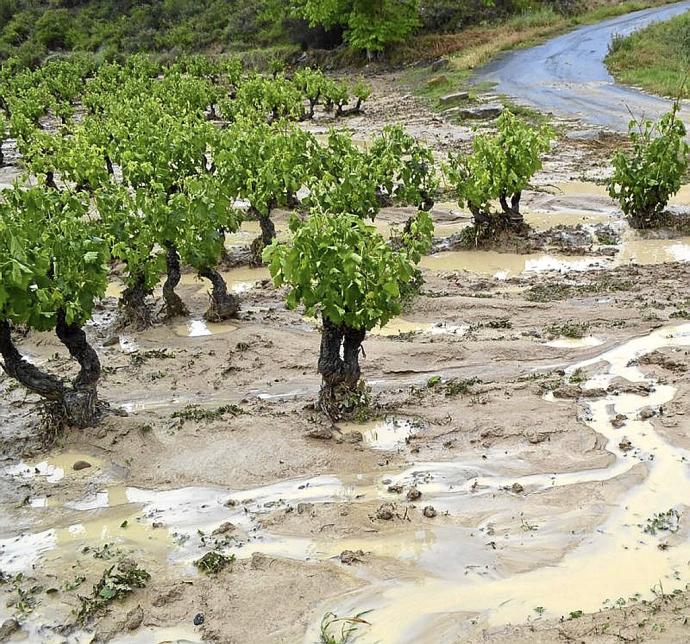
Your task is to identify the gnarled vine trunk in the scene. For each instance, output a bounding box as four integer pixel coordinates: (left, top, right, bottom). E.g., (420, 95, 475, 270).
(317, 317, 366, 419)
(499, 190, 525, 230)
(163, 242, 188, 318)
(55, 310, 101, 427)
(250, 207, 276, 266)
(199, 267, 240, 321)
(120, 271, 152, 329)
(0, 316, 101, 428)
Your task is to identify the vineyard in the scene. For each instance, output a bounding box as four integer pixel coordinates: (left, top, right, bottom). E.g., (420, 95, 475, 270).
(0, 38, 690, 644)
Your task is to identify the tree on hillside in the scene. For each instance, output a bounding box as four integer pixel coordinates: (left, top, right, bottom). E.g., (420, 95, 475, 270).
(293, 0, 420, 56)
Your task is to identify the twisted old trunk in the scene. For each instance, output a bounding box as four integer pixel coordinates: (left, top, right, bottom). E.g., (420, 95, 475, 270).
(199, 267, 240, 321)
(0, 315, 102, 428)
(120, 272, 152, 329)
(317, 317, 366, 418)
(163, 242, 188, 318)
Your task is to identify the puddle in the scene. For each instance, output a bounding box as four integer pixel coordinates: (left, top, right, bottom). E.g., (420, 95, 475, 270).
(4, 452, 102, 484)
(373, 318, 469, 337)
(105, 281, 124, 299)
(181, 267, 269, 295)
(341, 418, 422, 451)
(421, 249, 608, 278)
(174, 319, 238, 338)
(550, 181, 690, 207)
(616, 237, 690, 265)
(545, 336, 604, 348)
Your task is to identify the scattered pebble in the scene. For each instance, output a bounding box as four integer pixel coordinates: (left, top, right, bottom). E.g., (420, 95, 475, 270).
(193, 613, 205, 626)
(340, 549, 365, 565)
(406, 488, 422, 502)
(423, 506, 437, 518)
(72, 460, 92, 471)
(0, 618, 20, 641)
(376, 503, 395, 521)
(211, 522, 235, 536)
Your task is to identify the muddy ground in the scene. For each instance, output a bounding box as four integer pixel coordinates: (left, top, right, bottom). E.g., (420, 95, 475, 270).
(1, 76, 690, 644)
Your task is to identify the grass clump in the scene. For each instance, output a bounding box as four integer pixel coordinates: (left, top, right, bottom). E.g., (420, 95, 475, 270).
(444, 377, 481, 396)
(545, 321, 589, 339)
(319, 610, 372, 644)
(172, 404, 242, 423)
(194, 551, 235, 575)
(76, 561, 150, 624)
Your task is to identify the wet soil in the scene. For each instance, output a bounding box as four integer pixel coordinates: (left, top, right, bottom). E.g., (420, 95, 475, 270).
(1, 77, 690, 644)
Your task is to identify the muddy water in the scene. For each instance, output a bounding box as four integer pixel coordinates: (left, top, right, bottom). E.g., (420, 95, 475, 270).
(544, 336, 603, 348)
(421, 249, 609, 278)
(311, 323, 690, 642)
(372, 318, 468, 337)
(173, 319, 238, 338)
(340, 418, 423, 451)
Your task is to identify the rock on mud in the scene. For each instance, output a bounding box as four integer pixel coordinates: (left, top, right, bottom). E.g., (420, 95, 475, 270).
(406, 488, 422, 502)
(73, 460, 92, 471)
(211, 522, 235, 536)
(376, 503, 395, 520)
(423, 506, 437, 518)
(459, 104, 503, 120)
(306, 427, 333, 440)
(124, 606, 144, 631)
(340, 549, 365, 565)
(0, 619, 20, 641)
(439, 91, 469, 106)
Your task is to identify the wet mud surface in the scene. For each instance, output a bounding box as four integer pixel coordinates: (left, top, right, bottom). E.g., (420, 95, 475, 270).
(2, 70, 690, 644)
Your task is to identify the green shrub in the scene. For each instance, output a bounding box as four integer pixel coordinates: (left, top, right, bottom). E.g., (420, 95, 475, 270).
(608, 103, 689, 228)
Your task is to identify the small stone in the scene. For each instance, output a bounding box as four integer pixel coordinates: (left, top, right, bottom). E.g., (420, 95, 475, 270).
(103, 335, 120, 347)
(224, 498, 237, 507)
(211, 522, 235, 536)
(406, 487, 422, 502)
(439, 91, 469, 106)
(297, 502, 314, 515)
(526, 431, 548, 445)
(510, 483, 524, 494)
(619, 438, 633, 452)
(426, 74, 448, 88)
(423, 506, 437, 519)
(640, 407, 656, 420)
(124, 606, 144, 631)
(339, 549, 365, 565)
(193, 613, 205, 626)
(96, 428, 108, 439)
(376, 503, 395, 521)
(72, 460, 92, 471)
(431, 58, 449, 72)
(611, 414, 628, 429)
(458, 104, 503, 120)
(387, 483, 403, 494)
(307, 427, 333, 440)
(152, 521, 164, 529)
(0, 618, 20, 640)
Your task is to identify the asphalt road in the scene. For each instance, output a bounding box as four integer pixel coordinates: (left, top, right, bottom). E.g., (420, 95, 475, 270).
(474, 1, 690, 130)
